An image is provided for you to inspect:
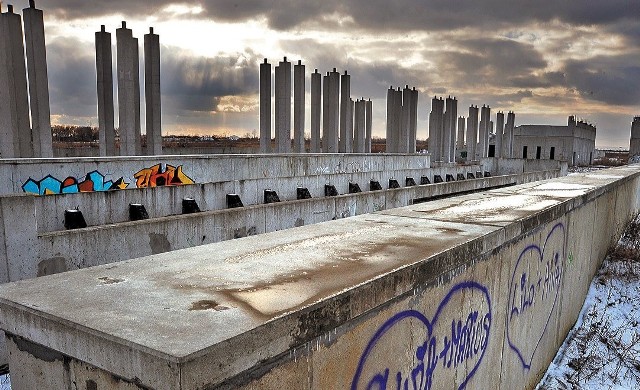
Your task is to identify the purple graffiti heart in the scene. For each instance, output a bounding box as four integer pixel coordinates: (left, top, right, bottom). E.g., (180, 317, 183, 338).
(351, 281, 492, 390)
(506, 222, 565, 370)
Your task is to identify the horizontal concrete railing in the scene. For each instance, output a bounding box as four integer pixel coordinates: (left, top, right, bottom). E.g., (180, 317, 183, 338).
(0, 165, 636, 389)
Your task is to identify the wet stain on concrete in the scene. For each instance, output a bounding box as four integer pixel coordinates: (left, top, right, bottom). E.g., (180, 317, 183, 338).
(98, 276, 124, 285)
(149, 233, 171, 255)
(37, 257, 67, 277)
(294, 218, 305, 227)
(189, 300, 230, 311)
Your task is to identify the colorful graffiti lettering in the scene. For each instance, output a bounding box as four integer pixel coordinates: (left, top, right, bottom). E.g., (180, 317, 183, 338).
(133, 164, 194, 188)
(506, 222, 566, 370)
(351, 281, 492, 390)
(22, 171, 129, 195)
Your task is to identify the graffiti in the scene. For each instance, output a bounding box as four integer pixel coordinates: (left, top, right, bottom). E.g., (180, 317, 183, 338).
(22, 171, 129, 195)
(506, 222, 566, 370)
(133, 164, 194, 188)
(351, 281, 492, 390)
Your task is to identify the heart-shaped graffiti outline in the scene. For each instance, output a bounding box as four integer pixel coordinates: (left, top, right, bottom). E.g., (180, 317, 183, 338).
(351, 281, 492, 390)
(506, 222, 565, 370)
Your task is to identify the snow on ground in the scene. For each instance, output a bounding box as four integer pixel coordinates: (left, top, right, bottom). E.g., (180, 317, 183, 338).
(536, 215, 640, 389)
(0, 374, 9, 390)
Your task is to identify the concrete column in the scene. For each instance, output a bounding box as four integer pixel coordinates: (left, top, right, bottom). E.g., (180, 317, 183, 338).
(457, 116, 465, 150)
(505, 111, 515, 158)
(399, 85, 411, 153)
(95, 25, 116, 156)
(339, 71, 351, 153)
(144, 27, 162, 155)
(293, 60, 305, 153)
(23, 0, 52, 157)
(354, 99, 366, 153)
(133, 37, 142, 155)
(310, 69, 321, 153)
(409, 87, 418, 154)
(466, 105, 478, 161)
(385, 86, 394, 153)
(0, 5, 32, 158)
(365, 99, 372, 153)
(259, 59, 271, 153)
(631, 117, 640, 157)
(346, 98, 354, 153)
(495, 111, 504, 158)
(428, 96, 444, 161)
(478, 104, 490, 159)
(393, 87, 403, 153)
(116, 21, 138, 156)
(322, 73, 329, 152)
(325, 68, 340, 153)
(443, 96, 454, 163)
(274, 57, 291, 153)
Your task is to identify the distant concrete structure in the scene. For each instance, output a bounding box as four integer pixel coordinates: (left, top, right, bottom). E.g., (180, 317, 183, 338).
(513, 116, 595, 165)
(293, 60, 305, 153)
(23, 0, 52, 158)
(457, 116, 465, 150)
(95, 25, 116, 156)
(0, 5, 32, 158)
(310, 69, 321, 153)
(495, 111, 504, 158)
(466, 105, 479, 162)
(630, 117, 640, 158)
(386, 86, 418, 153)
(259, 59, 271, 153)
(325, 69, 340, 153)
(428, 96, 444, 160)
(274, 57, 291, 153)
(385, 87, 396, 153)
(399, 86, 411, 153)
(116, 21, 140, 156)
(365, 99, 372, 153)
(354, 99, 365, 153)
(339, 71, 352, 153)
(478, 105, 491, 159)
(144, 27, 162, 155)
(409, 88, 418, 153)
(504, 111, 515, 158)
(443, 96, 457, 163)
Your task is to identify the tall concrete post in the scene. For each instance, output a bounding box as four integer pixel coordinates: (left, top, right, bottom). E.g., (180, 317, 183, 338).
(0, 5, 32, 158)
(466, 105, 478, 161)
(409, 87, 418, 153)
(365, 99, 372, 153)
(310, 69, 321, 153)
(354, 99, 365, 153)
(274, 57, 291, 153)
(504, 111, 515, 158)
(259, 58, 271, 153)
(478, 104, 490, 159)
(393, 87, 403, 153)
(630, 117, 640, 158)
(385, 86, 395, 153)
(322, 72, 329, 152)
(293, 60, 305, 153)
(116, 21, 138, 156)
(457, 116, 465, 150)
(495, 111, 504, 158)
(442, 96, 454, 162)
(133, 37, 142, 155)
(23, 0, 52, 157)
(95, 25, 116, 156)
(428, 97, 444, 161)
(345, 98, 354, 153)
(399, 85, 412, 153)
(144, 27, 162, 155)
(325, 68, 340, 153)
(339, 71, 352, 153)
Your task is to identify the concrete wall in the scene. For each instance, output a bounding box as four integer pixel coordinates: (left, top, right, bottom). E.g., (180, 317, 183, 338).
(0, 166, 636, 389)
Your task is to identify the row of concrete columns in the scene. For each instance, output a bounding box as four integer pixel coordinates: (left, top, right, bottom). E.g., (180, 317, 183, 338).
(260, 58, 373, 154)
(385, 86, 418, 153)
(95, 22, 162, 156)
(428, 96, 458, 162)
(0, 1, 52, 158)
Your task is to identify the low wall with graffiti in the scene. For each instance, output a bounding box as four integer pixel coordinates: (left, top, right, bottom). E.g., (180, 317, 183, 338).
(0, 165, 637, 389)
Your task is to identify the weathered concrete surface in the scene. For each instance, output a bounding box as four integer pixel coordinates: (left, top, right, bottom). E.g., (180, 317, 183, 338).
(0, 165, 638, 389)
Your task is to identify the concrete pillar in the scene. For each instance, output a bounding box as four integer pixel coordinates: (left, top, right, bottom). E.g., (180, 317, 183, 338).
(505, 111, 515, 158)
(116, 21, 138, 156)
(365, 99, 372, 153)
(259, 58, 271, 153)
(274, 57, 291, 153)
(457, 116, 465, 150)
(495, 111, 504, 158)
(339, 71, 352, 153)
(0, 5, 32, 158)
(409, 87, 418, 154)
(631, 117, 640, 157)
(324, 68, 340, 153)
(95, 25, 116, 156)
(399, 85, 411, 153)
(478, 104, 490, 159)
(346, 98, 354, 153)
(354, 99, 366, 153)
(442, 96, 453, 162)
(23, 0, 52, 157)
(144, 27, 162, 155)
(293, 60, 305, 153)
(428, 96, 444, 161)
(466, 105, 478, 161)
(385, 86, 395, 153)
(310, 69, 321, 153)
(393, 87, 403, 153)
(133, 37, 142, 155)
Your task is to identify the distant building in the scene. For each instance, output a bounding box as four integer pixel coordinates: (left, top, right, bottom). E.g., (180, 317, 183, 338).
(629, 116, 640, 159)
(512, 116, 595, 165)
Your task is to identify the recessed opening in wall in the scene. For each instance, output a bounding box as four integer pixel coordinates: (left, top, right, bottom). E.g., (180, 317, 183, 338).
(550, 147, 555, 160)
(523, 146, 528, 159)
(536, 146, 541, 159)
(488, 144, 495, 157)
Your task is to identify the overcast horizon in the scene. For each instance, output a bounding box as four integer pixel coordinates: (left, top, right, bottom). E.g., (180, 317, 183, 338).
(8, 0, 640, 148)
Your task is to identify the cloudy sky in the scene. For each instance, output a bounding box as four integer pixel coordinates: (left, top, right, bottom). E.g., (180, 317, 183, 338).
(14, 0, 640, 147)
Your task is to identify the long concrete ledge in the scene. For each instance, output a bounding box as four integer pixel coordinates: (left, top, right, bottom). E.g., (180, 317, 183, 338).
(1, 166, 608, 389)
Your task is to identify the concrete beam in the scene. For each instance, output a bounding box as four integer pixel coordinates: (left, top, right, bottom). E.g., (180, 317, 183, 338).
(144, 27, 162, 155)
(259, 59, 271, 153)
(95, 25, 116, 156)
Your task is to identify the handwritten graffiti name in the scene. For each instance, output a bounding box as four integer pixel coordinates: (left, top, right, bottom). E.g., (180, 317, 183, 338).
(352, 281, 492, 390)
(506, 222, 566, 370)
(133, 164, 194, 188)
